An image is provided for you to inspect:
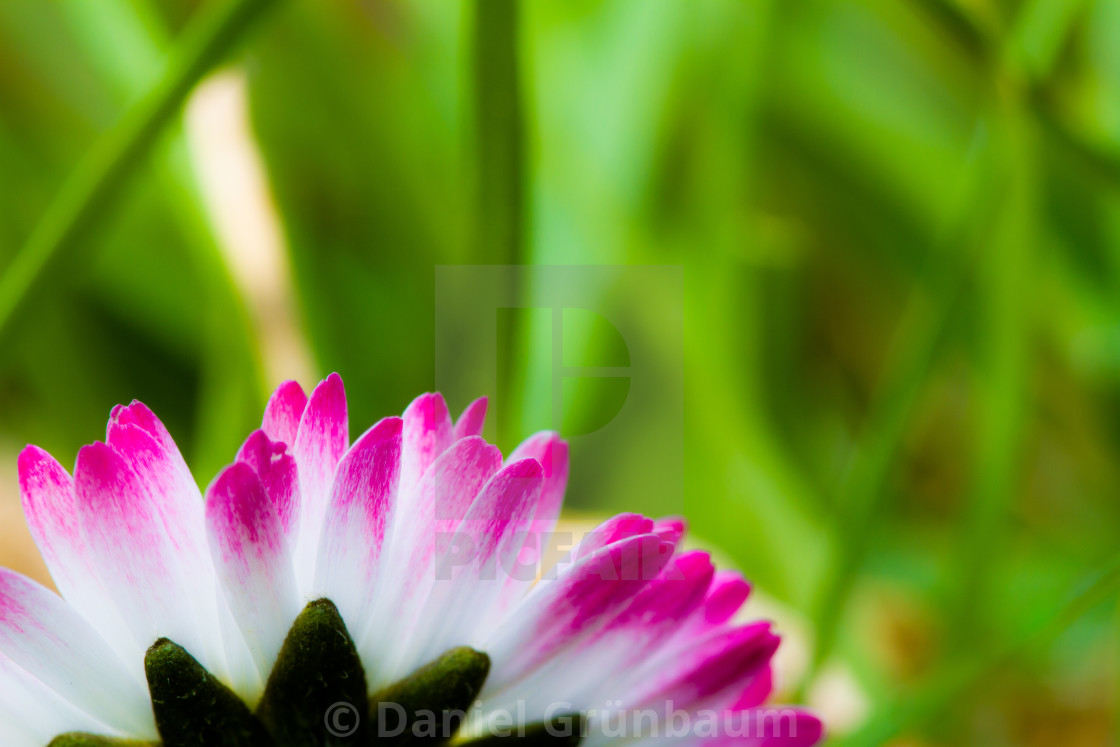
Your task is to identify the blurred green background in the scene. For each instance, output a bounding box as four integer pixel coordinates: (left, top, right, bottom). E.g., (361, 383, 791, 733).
(1, 0, 1119, 744)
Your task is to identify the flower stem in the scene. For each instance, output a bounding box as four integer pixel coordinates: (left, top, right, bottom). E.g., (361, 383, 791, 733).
(0, 0, 282, 343)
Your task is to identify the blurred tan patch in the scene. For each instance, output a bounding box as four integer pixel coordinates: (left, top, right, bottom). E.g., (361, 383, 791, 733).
(854, 580, 943, 684)
(807, 664, 870, 735)
(186, 71, 315, 391)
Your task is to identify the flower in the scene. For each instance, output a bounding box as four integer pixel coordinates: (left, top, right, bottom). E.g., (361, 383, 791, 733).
(4, 374, 822, 746)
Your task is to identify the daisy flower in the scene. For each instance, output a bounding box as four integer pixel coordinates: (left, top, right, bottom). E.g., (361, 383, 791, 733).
(5, 374, 822, 746)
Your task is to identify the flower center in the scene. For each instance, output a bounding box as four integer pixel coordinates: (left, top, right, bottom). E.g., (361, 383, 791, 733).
(48, 598, 553, 747)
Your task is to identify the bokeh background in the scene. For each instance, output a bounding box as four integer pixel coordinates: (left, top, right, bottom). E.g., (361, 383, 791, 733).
(1, 0, 1119, 744)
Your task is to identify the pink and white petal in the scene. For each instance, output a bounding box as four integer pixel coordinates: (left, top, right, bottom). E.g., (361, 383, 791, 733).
(605, 550, 715, 639)
(262, 380, 309, 447)
(731, 664, 774, 710)
(573, 513, 656, 560)
(626, 622, 779, 711)
(517, 551, 715, 707)
(401, 392, 455, 494)
(492, 434, 571, 615)
(447, 458, 544, 572)
(107, 401, 191, 480)
(482, 533, 670, 693)
(213, 583, 265, 702)
(509, 432, 569, 531)
(652, 515, 687, 547)
(237, 429, 300, 536)
(0, 656, 125, 745)
(395, 459, 544, 674)
(381, 435, 504, 586)
(17, 446, 124, 655)
(104, 420, 226, 669)
(314, 417, 402, 632)
(703, 571, 753, 625)
(0, 569, 156, 737)
(675, 570, 754, 644)
(571, 628, 781, 747)
(453, 396, 489, 441)
(107, 402, 207, 566)
(362, 436, 502, 684)
(292, 373, 349, 584)
(206, 462, 299, 692)
(105, 419, 207, 561)
(74, 442, 209, 667)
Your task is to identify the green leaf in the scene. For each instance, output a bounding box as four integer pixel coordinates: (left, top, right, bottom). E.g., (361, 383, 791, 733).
(256, 599, 368, 747)
(49, 735, 157, 747)
(0, 0, 281, 343)
(368, 646, 490, 746)
(145, 638, 272, 747)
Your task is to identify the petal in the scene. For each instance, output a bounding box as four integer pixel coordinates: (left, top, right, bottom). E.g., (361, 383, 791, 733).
(401, 392, 455, 494)
(104, 414, 225, 670)
(473, 537, 689, 723)
(530, 551, 714, 705)
(105, 415, 206, 561)
(206, 462, 299, 696)
(107, 400, 187, 470)
(237, 429, 299, 536)
(314, 417, 402, 632)
(423, 454, 546, 647)
(17, 446, 122, 652)
(574, 513, 655, 560)
(292, 373, 349, 584)
(106, 403, 207, 570)
(73, 442, 209, 666)
(509, 549, 711, 713)
(482, 533, 669, 693)
(703, 571, 752, 626)
(731, 664, 774, 710)
(262, 380, 309, 447)
(652, 515, 687, 546)
(383, 436, 504, 579)
(361, 436, 502, 684)
(508, 432, 570, 531)
(406, 458, 544, 668)
(607, 550, 714, 636)
(498, 433, 572, 611)
(448, 457, 545, 570)
(0, 569, 156, 737)
(453, 396, 489, 440)
(628, 623, 779, 710)
(0, 655, 119, 745)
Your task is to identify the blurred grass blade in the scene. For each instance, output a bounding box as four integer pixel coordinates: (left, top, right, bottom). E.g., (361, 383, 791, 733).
(803, 121, 994, 688)
(57, 0, 268, 479)
(0, 0, 282, 344)
(1007, 0, 1088, 80)
(471, 0, 526, 443)
(472, 0, 524, 264)
(949, 103, 1037, 643)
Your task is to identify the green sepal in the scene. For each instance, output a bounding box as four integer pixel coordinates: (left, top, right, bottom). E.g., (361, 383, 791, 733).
(368, 646, 490, 746)
(255, 598, 368, 746)
(145, 638, 272, 747)
(48, 735, 157, 747)
(461, 716, 585, 747)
